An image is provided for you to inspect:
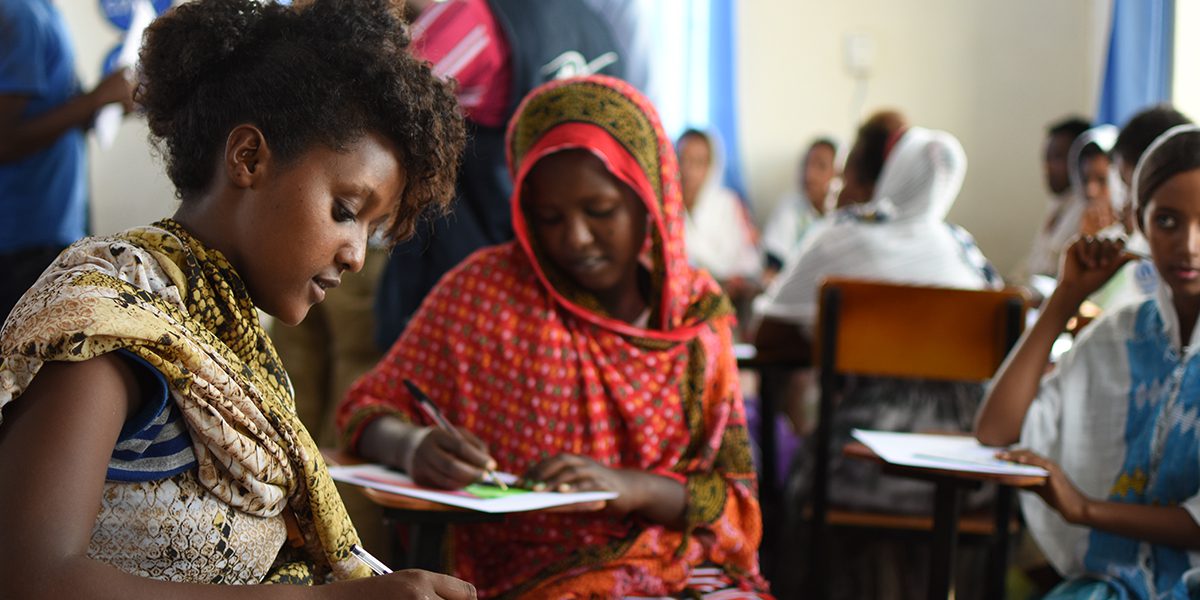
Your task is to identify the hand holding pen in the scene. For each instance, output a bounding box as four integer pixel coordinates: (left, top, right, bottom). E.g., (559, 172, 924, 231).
(350, 544, 478, 599)
(403, 379, 506, 490)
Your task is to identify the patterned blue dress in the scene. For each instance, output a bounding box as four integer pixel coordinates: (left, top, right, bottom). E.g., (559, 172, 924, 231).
(1023, 285, 1200, 599)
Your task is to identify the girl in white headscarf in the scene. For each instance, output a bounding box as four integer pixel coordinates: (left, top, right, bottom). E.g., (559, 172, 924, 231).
(1073, 125, 1122, 238)
(976, 124, 1200, 600)
(677, 129, 762, 284)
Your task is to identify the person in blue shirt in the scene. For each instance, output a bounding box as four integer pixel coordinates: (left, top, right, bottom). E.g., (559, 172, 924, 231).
(0, 0, 135, 324)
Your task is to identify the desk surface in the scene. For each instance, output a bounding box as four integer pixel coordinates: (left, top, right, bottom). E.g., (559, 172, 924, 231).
(843, 441, 1047, 488)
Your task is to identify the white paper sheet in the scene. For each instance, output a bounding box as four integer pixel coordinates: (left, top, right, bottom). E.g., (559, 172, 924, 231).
(851, 429, 1049, 477)
(329, 463, 618, 514)
(94, 0, 156, 148)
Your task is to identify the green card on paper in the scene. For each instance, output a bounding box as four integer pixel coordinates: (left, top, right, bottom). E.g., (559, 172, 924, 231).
(465, 484, 531, 499)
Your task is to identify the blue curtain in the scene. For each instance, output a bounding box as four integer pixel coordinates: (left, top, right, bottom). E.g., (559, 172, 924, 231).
(635, 0, 745, 201)
(707, 0, 744, 198)
(1096, 0, 1175, 126)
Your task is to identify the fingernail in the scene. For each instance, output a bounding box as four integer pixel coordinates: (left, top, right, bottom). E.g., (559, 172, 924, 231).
(486, 459, 497, 471)
(532, 482, 546, 492)
(558, 483, 572, 492)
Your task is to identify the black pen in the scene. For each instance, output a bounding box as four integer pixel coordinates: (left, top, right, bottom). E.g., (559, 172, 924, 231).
(403, 379, 508, 490)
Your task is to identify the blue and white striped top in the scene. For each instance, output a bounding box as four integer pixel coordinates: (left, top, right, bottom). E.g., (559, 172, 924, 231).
(107, 350, 197, 482)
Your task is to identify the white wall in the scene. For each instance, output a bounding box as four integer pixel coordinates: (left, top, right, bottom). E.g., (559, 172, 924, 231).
(1174, 0, 1200, 119)
(58, 2, 177, 237)
(738, 0, 1110, 279)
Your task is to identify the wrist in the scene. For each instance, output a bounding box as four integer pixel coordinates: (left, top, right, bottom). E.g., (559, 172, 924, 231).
(1044, 287, 1088, 321)
(79, 90, 109, 129)
(619, 469, 649, 516)
(398, 426, 433, 474)
(360, 416, 427, 472)
(82, 88, 107, 113)
(1066, 497, 1093, 526)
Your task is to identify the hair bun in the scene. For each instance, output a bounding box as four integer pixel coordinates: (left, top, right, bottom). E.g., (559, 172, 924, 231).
(137, 0, 273, 138)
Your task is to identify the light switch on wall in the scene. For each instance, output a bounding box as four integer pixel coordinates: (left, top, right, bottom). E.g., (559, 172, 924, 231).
(844, 32, 874, 78)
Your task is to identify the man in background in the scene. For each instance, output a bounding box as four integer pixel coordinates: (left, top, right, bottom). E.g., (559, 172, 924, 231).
(0, 0, 135, 324)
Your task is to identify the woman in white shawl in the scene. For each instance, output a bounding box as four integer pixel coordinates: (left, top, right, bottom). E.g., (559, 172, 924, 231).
(756, 120, 999, 330)
(677, 129, 762, 285)
(754, 114, 1002, 599)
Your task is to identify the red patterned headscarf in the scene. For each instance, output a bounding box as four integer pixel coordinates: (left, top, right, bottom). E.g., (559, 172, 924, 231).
(341, 76, 763, 598)
(506, 74, 724, 340)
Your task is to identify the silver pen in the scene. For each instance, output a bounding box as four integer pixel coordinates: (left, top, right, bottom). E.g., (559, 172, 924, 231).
(350, 544, 393, 575)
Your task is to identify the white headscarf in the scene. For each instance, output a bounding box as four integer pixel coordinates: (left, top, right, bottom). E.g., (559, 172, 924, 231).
(682, 130, 762, 281)
(1070, 125, 1122, 228)
(756, 127, 994, 326)
(1027, 126, 1120, 278)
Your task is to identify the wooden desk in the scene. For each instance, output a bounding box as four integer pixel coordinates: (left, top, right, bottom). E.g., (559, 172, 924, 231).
(322, 449, 503, 572)
(843, 441, 1046, 600)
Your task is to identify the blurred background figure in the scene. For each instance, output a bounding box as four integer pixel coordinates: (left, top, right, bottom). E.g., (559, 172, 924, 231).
(1071, 125, 1120, 237)
(761, 137, 839, 286)
(0, 0, 134, 324)
(1023, 116, 1092, 281)
(678, 128, 762, 333)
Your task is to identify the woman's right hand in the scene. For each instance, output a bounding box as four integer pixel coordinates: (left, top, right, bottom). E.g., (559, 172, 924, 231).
(1057, 236, 1136, 302)
(334, 570, 476, 600)
(409, 428, 496, 489)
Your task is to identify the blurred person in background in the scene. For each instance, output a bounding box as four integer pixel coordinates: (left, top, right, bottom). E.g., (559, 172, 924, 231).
(0, 0, 135, 324)
(761, 137, 839, 286)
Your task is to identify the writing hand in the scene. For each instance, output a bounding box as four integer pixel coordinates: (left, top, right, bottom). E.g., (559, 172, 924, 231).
(410, 427, 496, 490)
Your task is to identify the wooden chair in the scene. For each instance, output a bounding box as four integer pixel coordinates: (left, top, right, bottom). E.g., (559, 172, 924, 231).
(806, 277, 1026, 600)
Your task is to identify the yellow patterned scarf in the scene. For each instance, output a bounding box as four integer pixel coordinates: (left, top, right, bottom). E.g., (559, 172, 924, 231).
(0, 219, 369, 582)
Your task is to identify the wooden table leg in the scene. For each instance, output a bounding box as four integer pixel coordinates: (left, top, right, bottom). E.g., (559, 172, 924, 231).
(758, 366, 781, 500)
(928, 482, 963, 600)
(747, 366, 783, 591)
(985, 486, 1015, 600)
(409, 522, 447, 572)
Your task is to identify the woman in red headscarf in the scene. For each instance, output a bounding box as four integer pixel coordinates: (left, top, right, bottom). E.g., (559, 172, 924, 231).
(338, 75, 770, 598)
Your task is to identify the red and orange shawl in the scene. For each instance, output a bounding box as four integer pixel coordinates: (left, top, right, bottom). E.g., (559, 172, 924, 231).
(339, 76, 768, 599)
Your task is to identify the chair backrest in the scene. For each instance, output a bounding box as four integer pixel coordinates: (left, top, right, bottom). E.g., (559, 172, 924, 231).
(816, 277, 1026, 382)
(804, 277, 1026, 599)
